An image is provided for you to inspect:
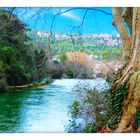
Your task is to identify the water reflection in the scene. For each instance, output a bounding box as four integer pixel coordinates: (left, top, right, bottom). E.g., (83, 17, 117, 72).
(0, 91, 29, 132)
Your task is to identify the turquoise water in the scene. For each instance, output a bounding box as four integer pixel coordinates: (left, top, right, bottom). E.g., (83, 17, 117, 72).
(0, 78, 109, 133)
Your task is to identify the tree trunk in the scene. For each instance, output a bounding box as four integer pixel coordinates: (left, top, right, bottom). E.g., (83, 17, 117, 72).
(112, 8, 132, 61)
(112, 7, 140, 132)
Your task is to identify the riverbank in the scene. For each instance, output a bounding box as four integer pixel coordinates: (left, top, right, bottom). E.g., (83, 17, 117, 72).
(8, 82, 47, 91)
(5, 78, 53, 92)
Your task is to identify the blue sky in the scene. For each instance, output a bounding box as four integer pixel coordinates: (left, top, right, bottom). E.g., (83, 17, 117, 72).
(14, 7, 118, 35)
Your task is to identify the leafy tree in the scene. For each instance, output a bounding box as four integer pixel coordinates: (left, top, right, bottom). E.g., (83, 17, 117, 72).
(0, 9, 48, 91)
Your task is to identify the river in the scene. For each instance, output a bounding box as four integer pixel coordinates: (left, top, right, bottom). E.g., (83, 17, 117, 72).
(0, 78, 109, 133)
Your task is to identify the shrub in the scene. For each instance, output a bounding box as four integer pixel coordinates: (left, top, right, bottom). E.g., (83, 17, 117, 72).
(83, 123, 97, 133)
(69, 101, 80, 118)
(59, 53, 68, 62)
(65, 66, 74, 78)
(0, 73, 8, 92)
(67, 81, 110, 132)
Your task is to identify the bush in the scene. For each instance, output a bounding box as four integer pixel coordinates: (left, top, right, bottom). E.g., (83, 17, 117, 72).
(0, 9, 50, 87)
(83, 123, 97, 133)
(65, 66, 74, 78)
(0, 73, 8, 92)
(67, 81, 110, 132)
(59, 53, 68, 62)
(68, 101, 80, 118)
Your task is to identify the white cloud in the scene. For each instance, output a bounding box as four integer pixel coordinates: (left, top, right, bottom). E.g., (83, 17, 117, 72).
(51, 8, 80, 21)
(61, 11, 80, 21)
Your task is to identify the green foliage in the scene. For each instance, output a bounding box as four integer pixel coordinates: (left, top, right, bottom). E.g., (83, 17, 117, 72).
(67, 81, 128, 132)
(0, 46, 15, 56)
(82, 124, 97, 133)
(67, 83, 111, 132)
(59, 53, 68, 62)
(109, 63, 127, 83)
(65, 66, 74, 78)
(134, 109, 140, 130)
(53, 60, 60, 64)
(28, 31, 122, 61)
(86, 90, 111, 131)
(66, 101, 80, 132)
(68, 101, 80, 118)
(0, 73, 8, 92)
(0, 60, 9, 73)
(108, 83, 128, 129)
(90, 48, 122, 61)
(51, 41, 122, 61)
(43, 77, 52, 84)
(0, 9, 49, 90)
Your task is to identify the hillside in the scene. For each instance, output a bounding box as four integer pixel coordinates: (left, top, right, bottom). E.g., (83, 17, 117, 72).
(27, 30, 122, 60)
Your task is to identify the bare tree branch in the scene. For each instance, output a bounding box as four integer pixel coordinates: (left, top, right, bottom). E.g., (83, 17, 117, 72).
(50, 7, 112, 35)
(48, 7, 112, 56)
(71, 10, 88, 34)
